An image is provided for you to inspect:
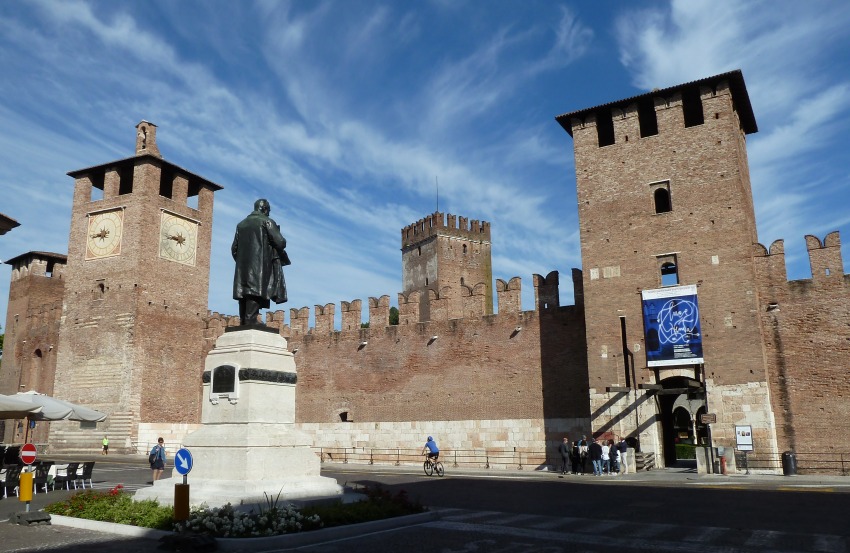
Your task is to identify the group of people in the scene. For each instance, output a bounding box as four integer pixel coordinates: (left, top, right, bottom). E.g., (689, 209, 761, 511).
(558, 435, 629, 476)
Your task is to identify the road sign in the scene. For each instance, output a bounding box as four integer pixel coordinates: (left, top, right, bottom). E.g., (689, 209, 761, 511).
(174, 447, 193, 475)
(20, 443, 37, 465)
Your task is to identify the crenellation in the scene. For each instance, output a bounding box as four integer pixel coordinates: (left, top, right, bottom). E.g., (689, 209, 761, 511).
(612, 103, 639, 144)
(428, 287, 450, 321)
(397, 291, 420, 325)
(340, 299, 362, 331)
(314, 303, 335, 334)
(533, 271, 560, 310)
(461, 283, 487, 319)
(368, 295, 390, 328)
(496, 277, 522, 313)
(290, 306, 310, 335)
(806, 231, 844, 284)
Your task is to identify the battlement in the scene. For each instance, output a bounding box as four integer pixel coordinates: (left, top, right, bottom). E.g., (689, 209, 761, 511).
(5, 251, 67, 282)
(754, 231, 846, 283)
(202, 270, 577, 339)
(557, 70, 757, 147)
(401, 211, 491, 249)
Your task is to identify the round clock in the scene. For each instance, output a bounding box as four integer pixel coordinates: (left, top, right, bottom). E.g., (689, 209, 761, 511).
(159, 212, 199, 265)
(86, 209, 124, 260)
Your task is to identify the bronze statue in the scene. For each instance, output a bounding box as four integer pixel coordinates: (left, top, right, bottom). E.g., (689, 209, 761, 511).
(232, 199, 290, 325)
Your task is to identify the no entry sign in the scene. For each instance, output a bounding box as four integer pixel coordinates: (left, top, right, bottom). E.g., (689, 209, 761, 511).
(20, 443, 37, 465)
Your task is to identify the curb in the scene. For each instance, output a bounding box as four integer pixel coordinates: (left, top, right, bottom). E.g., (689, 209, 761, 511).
(48, 510, 441, 550)
(48, 514, 173, 540)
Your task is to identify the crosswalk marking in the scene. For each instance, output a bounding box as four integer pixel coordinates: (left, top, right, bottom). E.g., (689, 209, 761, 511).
(436, 509, 848, 553)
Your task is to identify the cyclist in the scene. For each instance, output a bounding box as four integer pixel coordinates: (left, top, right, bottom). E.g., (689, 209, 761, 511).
(422, 435, 439, 462)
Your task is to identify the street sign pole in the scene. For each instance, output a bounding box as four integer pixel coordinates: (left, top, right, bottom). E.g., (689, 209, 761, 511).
(19, 443, 38, 512)
(173, 448, 193, 522)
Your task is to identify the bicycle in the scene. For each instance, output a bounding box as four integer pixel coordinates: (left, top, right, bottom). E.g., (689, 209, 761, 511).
(423, 454, 445, 477)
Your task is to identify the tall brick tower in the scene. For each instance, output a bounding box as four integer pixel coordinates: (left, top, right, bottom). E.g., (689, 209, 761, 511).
(0, 252, 66, 444)
(401, 211, 492, 321)
(556, 71, 778, 466)
(49, 121, 222, 453)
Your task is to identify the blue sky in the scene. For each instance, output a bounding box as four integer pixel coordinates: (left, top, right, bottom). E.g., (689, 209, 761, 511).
(1, 0, 849, 331)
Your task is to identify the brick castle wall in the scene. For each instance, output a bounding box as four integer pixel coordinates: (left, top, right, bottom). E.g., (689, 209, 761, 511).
(755, 232, 850, 457)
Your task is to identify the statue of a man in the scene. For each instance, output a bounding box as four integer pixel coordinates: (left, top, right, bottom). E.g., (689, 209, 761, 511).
(232, 199, 290, 325)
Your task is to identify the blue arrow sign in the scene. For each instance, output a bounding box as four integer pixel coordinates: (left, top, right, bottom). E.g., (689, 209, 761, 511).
(174, 447, 193, 475)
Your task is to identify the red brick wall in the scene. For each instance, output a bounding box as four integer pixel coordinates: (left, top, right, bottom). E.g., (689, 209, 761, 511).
(0, 255, 65, 443)
(755, 232, 850, 456)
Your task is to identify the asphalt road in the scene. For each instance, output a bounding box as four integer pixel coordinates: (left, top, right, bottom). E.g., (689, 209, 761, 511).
(2, 457, 848, 553)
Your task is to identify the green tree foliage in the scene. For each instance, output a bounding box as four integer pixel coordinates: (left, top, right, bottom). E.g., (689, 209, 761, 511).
(389, 307, 399, 325)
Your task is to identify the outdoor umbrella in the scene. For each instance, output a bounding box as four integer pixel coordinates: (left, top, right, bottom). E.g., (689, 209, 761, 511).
(0, 393, 44, 419)
(14, 391, 107, 422)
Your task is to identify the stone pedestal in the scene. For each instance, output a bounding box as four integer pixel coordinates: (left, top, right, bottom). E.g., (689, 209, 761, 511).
(134, 328, 342, 507)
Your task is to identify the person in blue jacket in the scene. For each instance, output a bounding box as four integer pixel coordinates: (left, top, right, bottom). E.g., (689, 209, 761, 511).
(150, 437, 167, 482)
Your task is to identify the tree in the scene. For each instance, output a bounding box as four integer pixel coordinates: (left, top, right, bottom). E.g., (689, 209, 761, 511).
(389, 307, 399, 325)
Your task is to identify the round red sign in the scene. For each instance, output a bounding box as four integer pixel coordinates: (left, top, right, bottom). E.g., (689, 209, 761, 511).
(20, 443, 37, 465)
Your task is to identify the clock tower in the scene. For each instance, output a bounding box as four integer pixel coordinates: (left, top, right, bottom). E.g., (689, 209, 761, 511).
(50, 121, 222, 453)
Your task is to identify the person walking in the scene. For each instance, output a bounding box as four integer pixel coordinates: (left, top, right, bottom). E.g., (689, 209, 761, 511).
(150, 437, 167, 482)
(101, 435, 109, 455)
(558, 437, 571, 475)
(589, 439, 603, 476)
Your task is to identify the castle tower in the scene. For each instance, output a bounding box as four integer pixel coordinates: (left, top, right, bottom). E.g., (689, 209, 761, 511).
(401, 211, 492, 321)
(0, 252, 66, 444)
(557, 70, 778, 466)
(49, 122, 222, 453)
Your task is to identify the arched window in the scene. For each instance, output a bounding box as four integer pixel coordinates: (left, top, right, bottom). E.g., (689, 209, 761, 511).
(650, 180, 672, 214)
(654, 188, 672, 213)
(661, 262, 679, 286)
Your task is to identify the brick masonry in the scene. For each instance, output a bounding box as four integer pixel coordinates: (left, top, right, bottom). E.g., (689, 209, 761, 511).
(3, 72, 849, 471)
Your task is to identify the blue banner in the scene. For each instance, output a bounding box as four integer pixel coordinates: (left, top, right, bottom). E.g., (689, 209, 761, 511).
(641, 285, 704, 367)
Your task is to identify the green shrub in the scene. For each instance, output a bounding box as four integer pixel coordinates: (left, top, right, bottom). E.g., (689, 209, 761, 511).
(45, 484, 425, 538)
(44, 485, 173, 530)
(675, 443, 697, 460)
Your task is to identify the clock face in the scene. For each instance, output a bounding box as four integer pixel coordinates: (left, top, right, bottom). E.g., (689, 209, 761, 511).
(159, 212, 198, 266)
(85, 209, 124, 260)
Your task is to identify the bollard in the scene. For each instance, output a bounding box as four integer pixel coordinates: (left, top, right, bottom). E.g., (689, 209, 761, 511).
(174, 484, 190, 521)
(19, 471, 34, 503)
(720, 455, 727, 475)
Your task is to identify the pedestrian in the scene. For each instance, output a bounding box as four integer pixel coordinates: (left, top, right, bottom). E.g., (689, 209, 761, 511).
(601, 439, 610, 474)
(571, 441, 581, 475)
(558, 436, 571, 474)
(618, 436, 629, 474)
(101, 435, 109, 455)
(608, 439, 619, 474)
(150, 437, 167, 482)
(589, 439, 603, 476)
(579, 435, 589, 475)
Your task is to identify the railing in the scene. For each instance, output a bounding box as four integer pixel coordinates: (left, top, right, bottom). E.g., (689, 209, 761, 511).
(742, 452, 850, 475)
(313, 447, 556, 471)
(315, 446, 850, 476)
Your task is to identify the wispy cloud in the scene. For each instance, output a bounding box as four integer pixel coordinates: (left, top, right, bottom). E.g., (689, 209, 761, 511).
(614, 0, 850, 279)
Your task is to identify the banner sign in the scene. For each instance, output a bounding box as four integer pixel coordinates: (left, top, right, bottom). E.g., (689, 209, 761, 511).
(641, 284, 704, 367)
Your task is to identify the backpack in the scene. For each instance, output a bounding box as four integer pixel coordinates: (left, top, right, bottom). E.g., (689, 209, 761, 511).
(148, 446, 158, 464)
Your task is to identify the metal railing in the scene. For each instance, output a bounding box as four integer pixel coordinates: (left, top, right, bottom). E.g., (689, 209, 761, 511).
(315, 446, 850, 476)
(742, 452, 850, 475)
(313, 446, 556, 471)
